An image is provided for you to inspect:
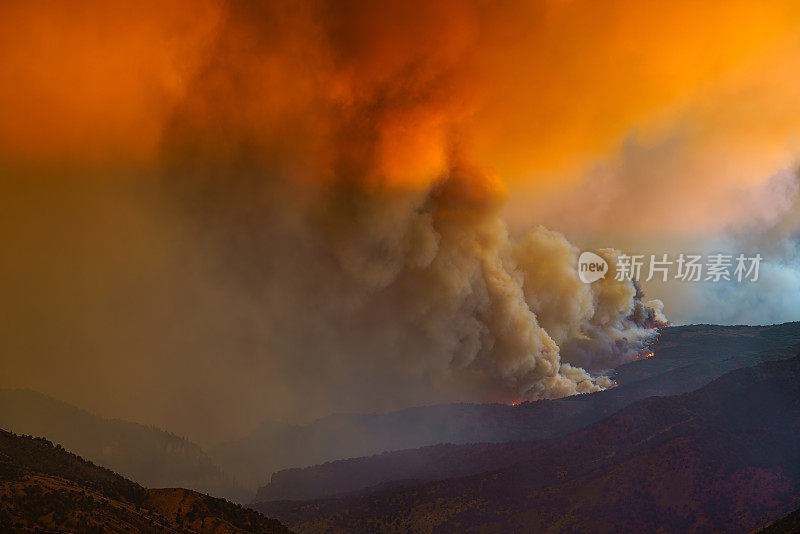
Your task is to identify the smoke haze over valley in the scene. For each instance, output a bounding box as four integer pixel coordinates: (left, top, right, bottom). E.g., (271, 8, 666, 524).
(2, 3, 800, 531)
(3, 0, 800, 442)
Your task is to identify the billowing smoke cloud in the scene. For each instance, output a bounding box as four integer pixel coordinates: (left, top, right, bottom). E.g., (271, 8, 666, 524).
(161, 143, 663, 415)
(7, 0, 800, 441)
(513, 232, 665, 370)
(152, 0, 666, 411)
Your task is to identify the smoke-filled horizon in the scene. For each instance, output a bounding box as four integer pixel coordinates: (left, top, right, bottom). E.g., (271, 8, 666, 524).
(2, 0, 800, 444)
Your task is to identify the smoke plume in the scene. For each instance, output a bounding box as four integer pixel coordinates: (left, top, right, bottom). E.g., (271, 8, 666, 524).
(25, 0, 800, 439)
(153, 0, 665, 412)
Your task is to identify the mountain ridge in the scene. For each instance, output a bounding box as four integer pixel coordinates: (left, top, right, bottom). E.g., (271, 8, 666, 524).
(0, 428, 292, 533)
(218, 322, 800, 495)
(249, 323, 800, 501)
(255, 354, 800, 533)
(0, 388, 248, 501)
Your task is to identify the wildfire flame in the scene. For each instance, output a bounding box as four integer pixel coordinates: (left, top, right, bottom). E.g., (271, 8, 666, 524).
(634, 327, 661, 360)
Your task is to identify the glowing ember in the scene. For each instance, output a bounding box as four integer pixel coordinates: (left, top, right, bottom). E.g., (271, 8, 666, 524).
(635, 351, 655, 360)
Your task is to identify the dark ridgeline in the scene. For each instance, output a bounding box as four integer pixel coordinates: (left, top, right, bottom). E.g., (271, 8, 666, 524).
(0, 429, 292, 533)
(255, 354, 800, 533)
(0, 388, 248, 501)
(757, 507, 800, 534)
(3, 322, 798, 505)
(3, 322, 800, 533)
(215, 322, 800, 494)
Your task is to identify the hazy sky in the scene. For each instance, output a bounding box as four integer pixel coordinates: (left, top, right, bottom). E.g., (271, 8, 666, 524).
(1, 0, 799, 444)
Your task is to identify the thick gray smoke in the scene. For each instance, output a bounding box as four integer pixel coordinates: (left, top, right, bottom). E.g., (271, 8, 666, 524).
(162, 157, 664, 410)
(153, 0, 667, 413)
(0, 0, 667, 444)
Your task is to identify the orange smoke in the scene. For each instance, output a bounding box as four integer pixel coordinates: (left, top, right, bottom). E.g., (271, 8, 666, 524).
(3, 0, 800, 434)
(4, 0, 800, 194)
(0, 1, 221, 163)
